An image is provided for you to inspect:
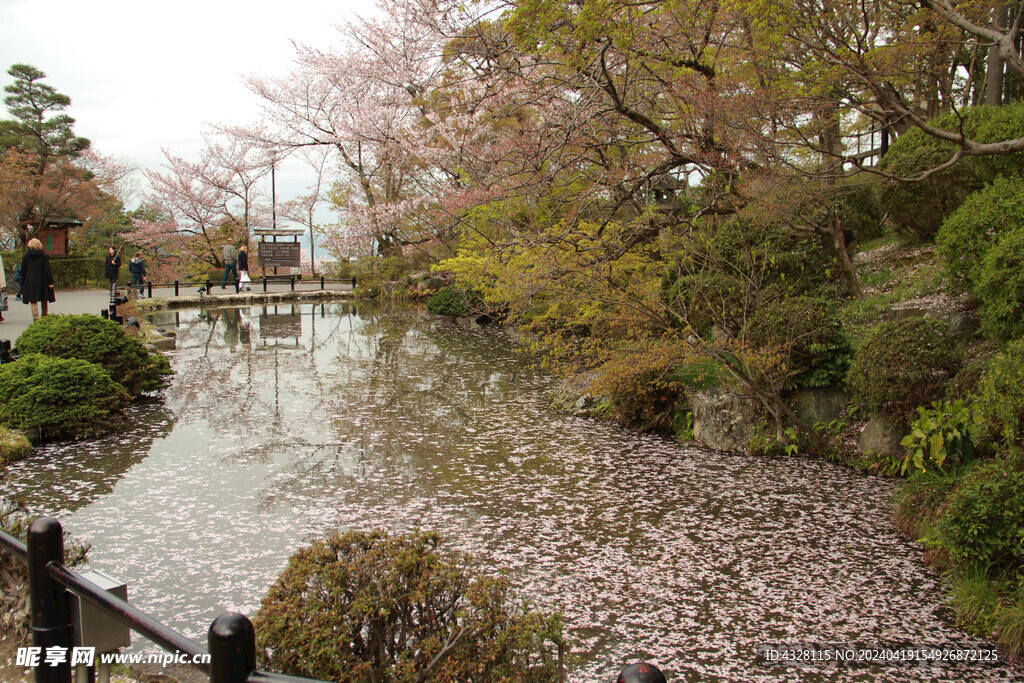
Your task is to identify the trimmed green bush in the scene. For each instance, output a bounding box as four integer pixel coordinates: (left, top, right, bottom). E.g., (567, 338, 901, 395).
(16, 315, 172, 397)
(255, 530, 566, 683)
(936, 457, 1024, 579)
(847, 318, 963, 425)
(971, 337, 1024, 451)
(0, 354, 131, 439)
(975, 225, 1024, 341)
(937, 176, 1024, 291)
(880, 103, 1024, 241)
(0, 426, 32, 465)
(427, 286, 483, 317)
(745, 296, 852, 388)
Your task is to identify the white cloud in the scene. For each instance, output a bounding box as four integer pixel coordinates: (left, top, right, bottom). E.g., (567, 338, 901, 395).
(1, 0, 365, 219)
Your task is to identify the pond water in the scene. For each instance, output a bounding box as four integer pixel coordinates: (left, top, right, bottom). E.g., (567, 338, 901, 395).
(1, 302, 1021, 682)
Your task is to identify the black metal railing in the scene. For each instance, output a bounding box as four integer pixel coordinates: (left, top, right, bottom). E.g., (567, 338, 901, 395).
(128, 277, 356, 299)
(0, 517, 325, 683)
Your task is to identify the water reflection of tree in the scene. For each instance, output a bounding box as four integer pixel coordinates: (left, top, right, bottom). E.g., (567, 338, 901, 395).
(255, 309, 542, 512)
(0, 401, 176, 515)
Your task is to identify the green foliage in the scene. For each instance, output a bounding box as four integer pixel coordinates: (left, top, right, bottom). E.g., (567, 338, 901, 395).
(255, 530, 567, 683)
(834, 174, 884, 241)
(0, 353, 130, 439)
(748, 423, 801, 457)
(0, 425, 32, 465)
(936, 457, 1024, 579)
(899, 400, 975, 475)
(380, 255, 407, 282)
(672, 408, 695, 441)
(847, 318, 963, 425)
(16, 314, 172, 397)
(976, 224, 1024, 340)
(426, 286, 482, 317)
(880, 103, 1024, 242)
(744, 296, 851, 388)
(1, 63, 90, 158)
(1, 500, 90, 645)
(936, 175, 1024, 291)
(971, 337, 1024, 451)
(995, 601, 1024, 661)
(893, 467, 961, 539)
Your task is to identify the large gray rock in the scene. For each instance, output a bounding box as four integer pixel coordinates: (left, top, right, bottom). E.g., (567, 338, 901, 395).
(549, 372, 611, 417)
(692, 388, 760, 452)
(791, 385, 849, 426)
(886, 293, 978, 338)
(858, 416, 903, 456)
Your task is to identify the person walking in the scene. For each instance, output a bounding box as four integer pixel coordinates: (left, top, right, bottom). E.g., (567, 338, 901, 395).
(128, 252, 147, 295)
(237, 244, 251, 290)
(21, 238, 56, 320)
(0, 253, 7, 322)
(222, 242, 238, 289)
(13, 261, 23, 300)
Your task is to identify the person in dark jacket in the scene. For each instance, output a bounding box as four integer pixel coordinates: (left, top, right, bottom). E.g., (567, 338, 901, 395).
(128, 252, 147, 295)
(104, 246, 122, 285)
(20, 238, 56, 320)
(237, 244, 251, 290)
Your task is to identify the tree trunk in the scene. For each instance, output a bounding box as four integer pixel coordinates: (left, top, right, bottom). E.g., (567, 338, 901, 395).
(986, 1, 1009, 105)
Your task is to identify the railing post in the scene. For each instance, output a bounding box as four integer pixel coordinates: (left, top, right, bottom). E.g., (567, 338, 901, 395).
(174, 280, 179, 297)
(262, 278, 267, 293)
(320, 275, 324, 290)
(289, 276, 295, 291)
(147, 282, 153, 298)
(206, 279, 212, 296)
(208, 613, 255, 683)
(28, 517, 72, 683)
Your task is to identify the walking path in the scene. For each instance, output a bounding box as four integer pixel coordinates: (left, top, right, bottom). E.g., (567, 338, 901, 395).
(1, 281, 353, 348)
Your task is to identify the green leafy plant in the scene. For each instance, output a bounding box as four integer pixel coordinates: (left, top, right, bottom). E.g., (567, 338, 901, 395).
(971, 338, 1024, 451)
(937, 175, 1024, 291)
(880, 103, 1024, 241)
(255, 530, 567, 683)
(976, 224, 1024, 341)
(847, 318, 963, 426)
(426, 286, 483, 318)
(0, 354, 131, 439)
(16, 314, 172, 397)
(936, 457, 1024, 579)
(900, 400, 975, 474)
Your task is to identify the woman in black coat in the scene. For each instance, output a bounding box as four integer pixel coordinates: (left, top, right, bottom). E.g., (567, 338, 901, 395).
(104, 246, 122, 286)
(21, 238, 56, 320)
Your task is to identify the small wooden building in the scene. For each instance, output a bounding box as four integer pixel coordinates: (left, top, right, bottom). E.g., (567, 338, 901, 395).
(36, 219, 81, 257)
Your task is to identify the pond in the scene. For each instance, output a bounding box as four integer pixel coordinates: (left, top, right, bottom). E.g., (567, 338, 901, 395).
(1, 302, 1021, 682)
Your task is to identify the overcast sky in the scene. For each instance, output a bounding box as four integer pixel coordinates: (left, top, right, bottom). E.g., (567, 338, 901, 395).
(0, 0, 366, 223)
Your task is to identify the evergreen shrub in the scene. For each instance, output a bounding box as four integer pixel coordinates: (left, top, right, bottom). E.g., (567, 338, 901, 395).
(745, 296, 851, 388)
(936, 176, 1024, 290)
(975, 225, 1024, 340)
(16, 315, 172, 397)
(936, 457, 1024, 579)
(427, 286, 482, 317)
(880, 103, 1024, 242)
(971, 337, 1024, 451)
(847, 318, 963, 425)
(0, 354, 130, 439)
(255, 530, 567, 682)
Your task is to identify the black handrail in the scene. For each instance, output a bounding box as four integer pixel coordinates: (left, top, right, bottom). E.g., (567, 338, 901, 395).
(129, 278, 356, 299)
(0, 518, 329, 683)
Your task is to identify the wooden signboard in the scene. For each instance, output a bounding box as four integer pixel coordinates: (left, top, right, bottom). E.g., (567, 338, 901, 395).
(258, 241, 301, 269)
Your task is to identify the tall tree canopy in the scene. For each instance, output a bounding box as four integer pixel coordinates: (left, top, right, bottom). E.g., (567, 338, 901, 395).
(0, 63, 104, 246)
